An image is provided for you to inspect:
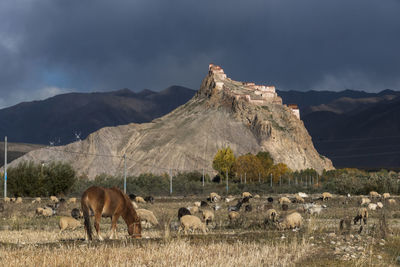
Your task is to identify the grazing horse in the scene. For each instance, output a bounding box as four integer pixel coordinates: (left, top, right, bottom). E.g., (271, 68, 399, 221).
(81, 186, 141, 241)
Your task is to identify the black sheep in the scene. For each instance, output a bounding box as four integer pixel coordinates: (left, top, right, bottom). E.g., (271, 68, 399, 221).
(178, 207, 191, 220)
(71, 208, 82, 219)
(241, 197, 251, 204)
(144, 196, 154, 204)
(245, 204, 252, 212)
(267, 197, 273, 203)
(129, 194, 136, 201)
(228, 201, 242, 212)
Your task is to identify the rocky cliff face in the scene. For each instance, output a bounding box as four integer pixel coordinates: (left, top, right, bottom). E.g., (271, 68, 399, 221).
(7, 65, 334, 178)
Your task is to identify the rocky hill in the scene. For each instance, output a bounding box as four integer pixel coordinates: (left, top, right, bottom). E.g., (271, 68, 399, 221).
(0, 86, 195, 145)
(7, 65, 333, 178)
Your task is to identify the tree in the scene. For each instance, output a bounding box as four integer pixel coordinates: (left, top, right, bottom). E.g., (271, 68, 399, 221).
(233, 153, 263, 182)
(269, 163, 291, 183)
(256, 151, 274, 176)
(212, 147, 236, 183)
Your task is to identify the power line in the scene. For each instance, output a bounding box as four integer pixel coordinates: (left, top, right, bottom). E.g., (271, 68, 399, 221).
(328, 150, 400, 159)
(314, 135, 400, 143)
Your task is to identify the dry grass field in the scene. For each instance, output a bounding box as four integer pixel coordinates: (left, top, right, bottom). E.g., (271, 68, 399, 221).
(1, 194, 400, 266)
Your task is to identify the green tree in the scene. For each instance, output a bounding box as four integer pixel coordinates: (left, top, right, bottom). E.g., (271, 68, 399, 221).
(212, 147, 236, 183)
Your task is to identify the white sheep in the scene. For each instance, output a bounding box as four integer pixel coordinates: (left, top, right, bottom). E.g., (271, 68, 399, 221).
(15, 197, 23, 204)
(368, 203, 377, 210)
(209, 192, 221, 202)
(201, 209, 214, 225)
(35, 207, 44, 215)
(228, 211, 240, 221)
(388, 199, 396, 205)
(131, 201, 139, 209)
(194, 201, 201, 207)
(298, 192, 308, 198)
(135, 196, 146, 203)
(10, 197, 16, 202)
(377, 202, 383, 209)
(32, 197, 41, 204)
(242, 192, 252, 198)
(278, 197, 291, 205)
(369, 191, 381, 198)
(254, 194, 261, 199)
(50, 196, 59, 203)
(266, 209, 278, 222)
(136, 209, 159, 226)
(4, 197, 10, 203)
(67, 198, 77, 204)
(188, 206, 199, 214)
(277, 212, 303, 230)
(179, 215, 207, 235)
(225, 197, 235, 203)
(322, 192, 332, 201)
(295, 195, 305, 203)
(308, 205, 323, 215)
(360, 197, 371, 206)
(59, 216, 81, 232)
(42, 207, 54, 217)
(383, 193, 390, 199)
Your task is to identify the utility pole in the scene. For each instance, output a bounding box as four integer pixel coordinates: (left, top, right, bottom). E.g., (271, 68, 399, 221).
(270, 173, 272, 187)
(258, 172, 261, 183)
(244, 173, 246, 184)
(169, 169, 172, 195)
(202, 137, 207, 187)
(226, 169, 229, 193)
(123, 153, 127, 194)
(4, 136, 7, 198)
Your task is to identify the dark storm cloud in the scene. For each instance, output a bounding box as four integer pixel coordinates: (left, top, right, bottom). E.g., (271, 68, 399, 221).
(0, 0, 400, 107)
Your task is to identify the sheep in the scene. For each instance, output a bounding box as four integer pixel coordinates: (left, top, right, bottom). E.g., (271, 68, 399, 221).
(377, 202, 383, 209)
(308, 205, 323, 215)
(278, 197, 291, 205)
(368, 203, 377, 210)
(59, 216, 81, 232)
(178, 215, 207, 235)
(128, 194, 136, 200)
(298, 192, 308, 198)
(15, 197, 23, 204)
(383, 193, 390, 199)
(36, 207, 44, 215)
(201, 209, 214, 225)
(388, 199, 396, 205)
(254, 194, 260, 199)
(360, 197, 371, 206)
(354, 207, 368, 225)
(178, 207, 191, 220)
(10, 197, 16, 202)
(209, 192, 221, 202)
(267, 197, 274, 203)
(188, 206, 199, 214)
(241, 197, 251, 204)
(322, 192, 332, 201)
(295, 195, 305, 203)
(369, 191, 381, 198)
(50, 196, 59, 203)
(4, 197, 10, 203)
(144, 196, 154, 204)
(245, 204, 252, 212)
(266, 209, 278, 223)
(277, 212, 303, 230)
(242, 192, 253, 198)
(228, 201, 242, 212)
(42, 207, 54, 217)
(136, 209, 159, 226)
(131, 201, 138, 209)
(67, 198, 77, 204)
(32, 197, 41, 204)
(135, 196, 146, 203)
(225, 197, 235, 203)
(71, 208, 83, 219)
(194, 201, 201, 207)
(228, 211, 240, 221)
(213, 204, 222, 211)
(281, 204, 289, 211)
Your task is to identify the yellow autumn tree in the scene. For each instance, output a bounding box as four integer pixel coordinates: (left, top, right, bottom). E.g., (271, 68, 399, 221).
(269, 163, 291, 183)
(212, 147, 236, 183)
(233, 153, 263, 183)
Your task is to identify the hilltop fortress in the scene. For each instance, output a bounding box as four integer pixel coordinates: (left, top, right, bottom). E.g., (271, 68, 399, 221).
(208, 64, 300, 119)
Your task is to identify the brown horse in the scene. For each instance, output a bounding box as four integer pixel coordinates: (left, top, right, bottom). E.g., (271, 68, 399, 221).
(81, 186, 141, 241)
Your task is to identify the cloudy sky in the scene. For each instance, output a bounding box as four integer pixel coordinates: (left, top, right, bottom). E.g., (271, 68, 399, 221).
(0, 0, 399, 108)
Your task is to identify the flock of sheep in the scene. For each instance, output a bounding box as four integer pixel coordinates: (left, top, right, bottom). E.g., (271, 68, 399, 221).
(1, 190, 397, 238)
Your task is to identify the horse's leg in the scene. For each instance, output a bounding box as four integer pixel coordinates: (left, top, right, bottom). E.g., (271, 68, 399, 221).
(94, 212, 103, 241)
(110, 215, 120, 239)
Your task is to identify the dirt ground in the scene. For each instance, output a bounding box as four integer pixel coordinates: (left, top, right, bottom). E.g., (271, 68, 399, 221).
(0, 194, 399, 266)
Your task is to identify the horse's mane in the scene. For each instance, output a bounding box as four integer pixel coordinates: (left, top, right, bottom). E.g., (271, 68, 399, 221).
(110, 187, 139, 222)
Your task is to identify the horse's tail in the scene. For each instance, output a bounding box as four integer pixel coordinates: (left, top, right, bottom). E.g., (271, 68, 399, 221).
(81, 196, 92, 240)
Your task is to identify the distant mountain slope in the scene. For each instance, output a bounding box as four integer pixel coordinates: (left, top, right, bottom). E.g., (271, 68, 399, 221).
(0, 86, 196, 145)
(0, 142, 44, 166)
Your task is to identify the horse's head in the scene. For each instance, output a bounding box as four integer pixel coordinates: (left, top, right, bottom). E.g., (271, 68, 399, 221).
(128, 222, 142, 239)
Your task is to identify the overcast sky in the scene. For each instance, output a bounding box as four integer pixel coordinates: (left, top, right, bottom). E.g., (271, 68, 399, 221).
(1, 0, 400, 108)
